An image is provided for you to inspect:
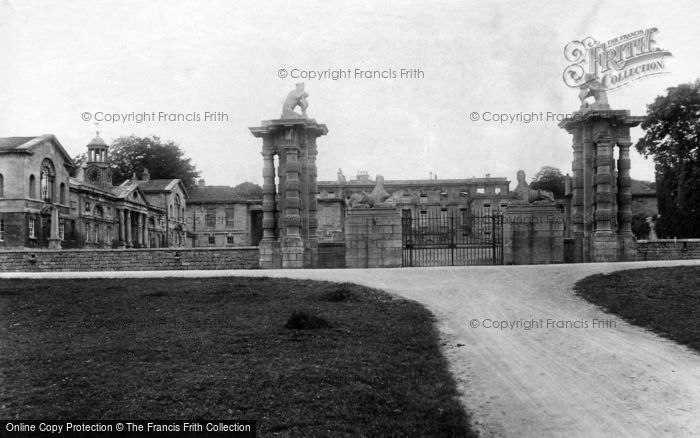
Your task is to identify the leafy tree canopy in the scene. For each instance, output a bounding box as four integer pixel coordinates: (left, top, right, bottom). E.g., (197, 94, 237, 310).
(529, 166, 566, 199)
(109, 135, 200, 188)
(635, 80, 700, 238)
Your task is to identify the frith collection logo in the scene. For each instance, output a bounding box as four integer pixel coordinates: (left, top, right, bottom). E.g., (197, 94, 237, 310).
(563, 28, 672, 91)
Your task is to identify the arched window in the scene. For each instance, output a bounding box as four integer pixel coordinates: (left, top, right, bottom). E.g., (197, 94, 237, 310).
(0, 173, 4, 197)
(40, 159, 56, 203)
(59, 183, 66, 204)
(29, 175, 36, 199)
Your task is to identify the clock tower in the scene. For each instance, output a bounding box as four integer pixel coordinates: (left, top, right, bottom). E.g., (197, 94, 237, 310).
(84, 132, 112, 188)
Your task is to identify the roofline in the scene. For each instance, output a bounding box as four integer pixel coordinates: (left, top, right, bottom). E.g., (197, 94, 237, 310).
(1, 134, 76, 168)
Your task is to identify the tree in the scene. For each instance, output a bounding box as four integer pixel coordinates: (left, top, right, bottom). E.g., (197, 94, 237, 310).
(635, 80, 700, 238)
(232, 182, 263, 199)
(109, 135, 200, 187)
(529, 166, 566, 199)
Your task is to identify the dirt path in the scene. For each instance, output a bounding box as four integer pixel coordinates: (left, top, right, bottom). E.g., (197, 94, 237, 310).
(4, 260, 700, 437)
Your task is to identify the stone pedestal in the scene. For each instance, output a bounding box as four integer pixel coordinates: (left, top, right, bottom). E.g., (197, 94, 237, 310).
(344, 208, 402, 268)
(559, 108, 643, 263)
(250, 118, 328, 269)
(503, 204, 565, 265)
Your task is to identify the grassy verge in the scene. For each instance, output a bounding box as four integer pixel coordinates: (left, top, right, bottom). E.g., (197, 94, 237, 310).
(0, 277, 475, 437)
(574, 266, 700, 353)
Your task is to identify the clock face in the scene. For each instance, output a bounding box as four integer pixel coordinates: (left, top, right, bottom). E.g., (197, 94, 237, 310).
(86, 167, 101, 182)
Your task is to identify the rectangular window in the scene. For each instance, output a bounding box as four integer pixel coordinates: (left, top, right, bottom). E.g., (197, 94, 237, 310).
(29, 218, 36, 238)
(0, 218, 4, 241)
(205, 209, 216, 227)
(225, 208, 235, 227)
(226, 235, 234, 244)
(95, 224, 100, 243)
(440, 208, 449, 226)
(477, 187, 485, 194)
(419, 210, 428, 227)
(59, 222, 65, 240)
(483, 204, 492, 217)
(208, 234, 215, 245)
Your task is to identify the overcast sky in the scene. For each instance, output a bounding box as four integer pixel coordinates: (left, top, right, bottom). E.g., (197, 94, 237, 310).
(1, 0, 696, 186)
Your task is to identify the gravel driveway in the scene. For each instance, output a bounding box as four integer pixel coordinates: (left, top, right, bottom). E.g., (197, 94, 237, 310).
(5, 260, 700, 437)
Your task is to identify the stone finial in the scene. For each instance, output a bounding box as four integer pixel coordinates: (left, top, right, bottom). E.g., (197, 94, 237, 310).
(281, 82, 309, 119)
(141, 168, 150, 181)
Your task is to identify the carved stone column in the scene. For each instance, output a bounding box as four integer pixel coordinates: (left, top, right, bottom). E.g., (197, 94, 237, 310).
(117, 208, 126, 248)
(125, 209, 132, 247)
(136, 213, 144, 247)
(593, 131, 614, 233)
(304, 137, 319, 268)
(261, 151, 277, 240)
(282, 145, 304, 268)
(570, 130, 584, 262)
(143, 214, 149, 248)
(617, 140, 637, 260)
(582, 127, 594, 262)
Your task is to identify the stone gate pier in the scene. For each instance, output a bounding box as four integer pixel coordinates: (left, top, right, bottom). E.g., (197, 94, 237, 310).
(560, 106, 643, 263)
(249, 84, 328, 268)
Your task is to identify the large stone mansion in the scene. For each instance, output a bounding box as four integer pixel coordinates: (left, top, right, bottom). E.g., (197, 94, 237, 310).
(0, 133, 657, 251)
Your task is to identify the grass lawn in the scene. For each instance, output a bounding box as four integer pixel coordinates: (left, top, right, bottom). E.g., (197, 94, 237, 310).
(0, 277, 475, 437)
(575, 266, 700, 353)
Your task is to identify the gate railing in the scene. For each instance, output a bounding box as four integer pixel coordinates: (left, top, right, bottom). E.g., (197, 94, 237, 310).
(401, 213, 503, 267)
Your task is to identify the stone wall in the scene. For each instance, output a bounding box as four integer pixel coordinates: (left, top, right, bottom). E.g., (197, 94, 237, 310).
(0, 247, 259, 272)
(503, 204, 565, 265)
(637, 239, 700, 261)
(344, 208, 401, 268)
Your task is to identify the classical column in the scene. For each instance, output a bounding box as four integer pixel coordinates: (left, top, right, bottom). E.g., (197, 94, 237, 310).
(261, 152, 277, 240)
(117, 208, 126, 248)
(136, 213, 144, 247)
(593, 132, 614, 233)
(616, 142, 633, 233)
(143, 214, 149, 248)
(125, 209, 132, 247)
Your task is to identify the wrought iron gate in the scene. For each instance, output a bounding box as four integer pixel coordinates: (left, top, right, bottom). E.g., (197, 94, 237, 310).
(401, 212, 503, 267)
